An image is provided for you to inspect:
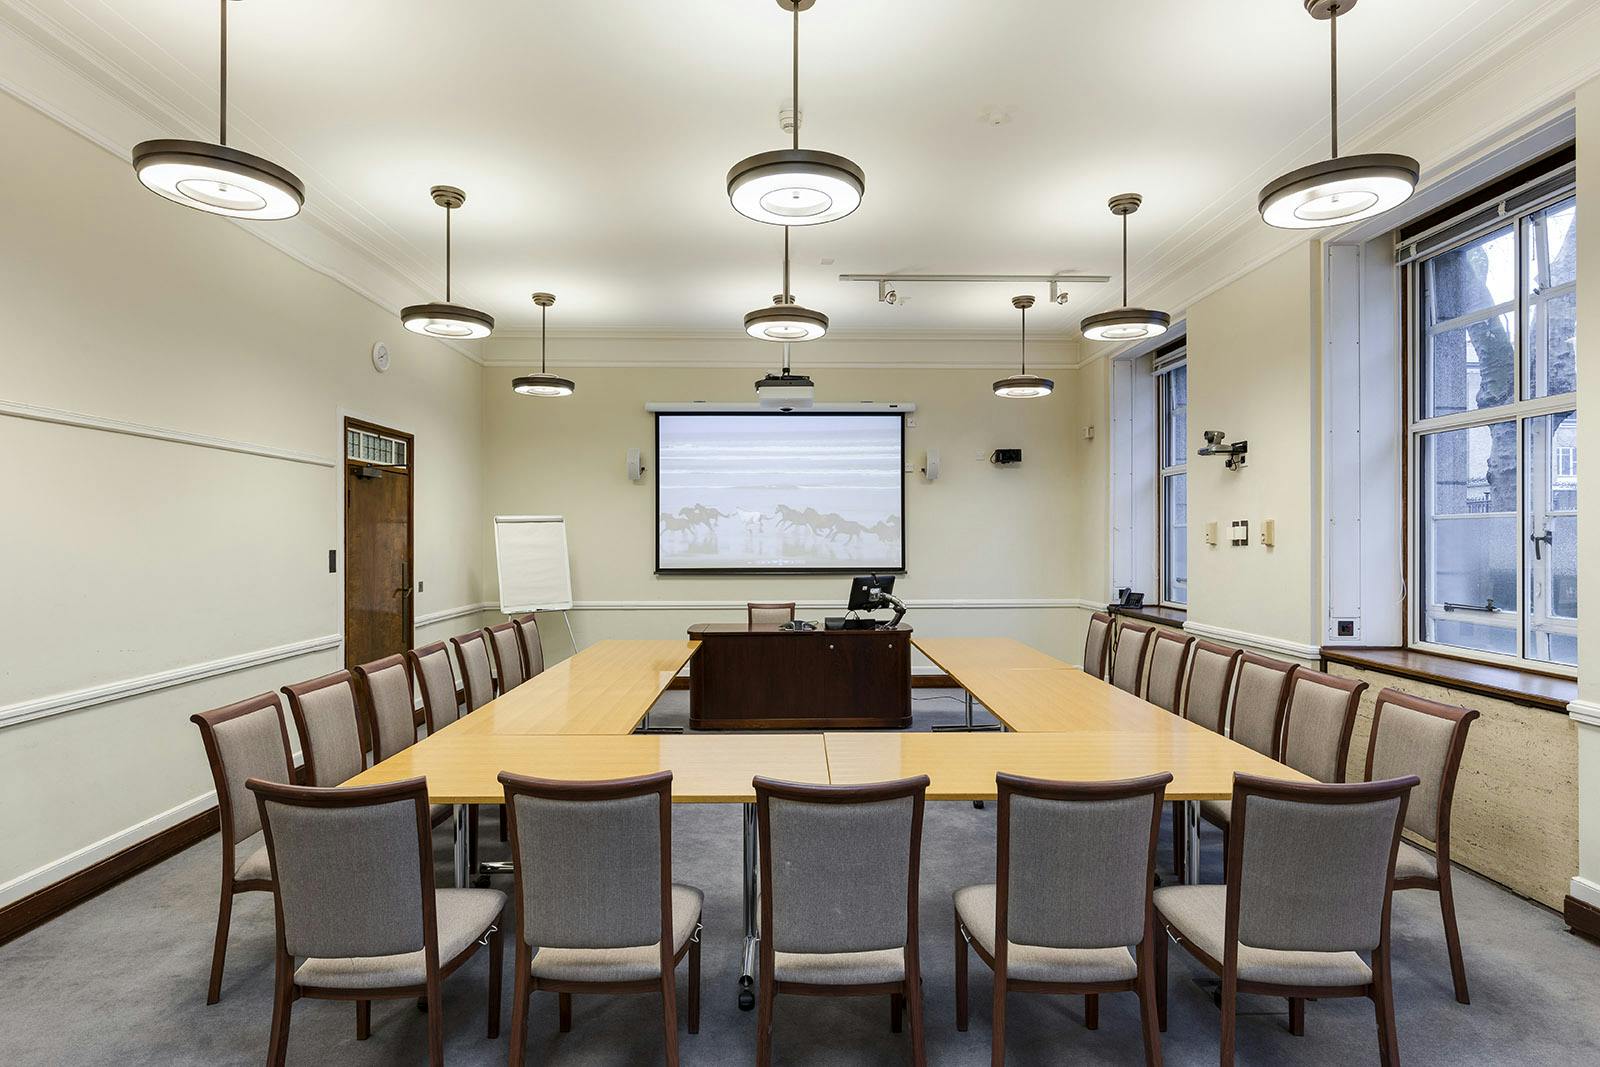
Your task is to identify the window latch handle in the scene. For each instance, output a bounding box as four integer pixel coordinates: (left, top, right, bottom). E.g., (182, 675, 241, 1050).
(1531, 529, 1553, 560)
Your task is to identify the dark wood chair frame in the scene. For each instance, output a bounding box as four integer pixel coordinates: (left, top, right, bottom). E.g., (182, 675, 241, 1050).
(1110, 621, 1156, 697)
(1363, 688, 1480, 1005)
(753, 775, 930, 1067)
(956, 771, 1171, 1067)
(248, 776, 503, 1066)
(1155, 772, 1419, 1067)
(1278, 668, 1367, 781)
(190, 692, 296, 1005)
(1144, 630, 1195, 715)
(484, 621, 528, 694)
(450, 629, 497, 710)
(513, 614, 546, 678)
(280, 669, 365, 787)
(1084, 612, 1114, 680)
(1171, 641, 1242, 882)
(499, 770, 699, 1066)
(747, 602, 797, 626)
(352, 652, 417, 763)
(406, 641, 460, 736)
(1198, 652, 1297, 850)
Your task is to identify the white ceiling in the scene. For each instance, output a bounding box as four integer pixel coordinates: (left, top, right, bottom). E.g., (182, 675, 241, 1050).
(2, 0, 1587, 336)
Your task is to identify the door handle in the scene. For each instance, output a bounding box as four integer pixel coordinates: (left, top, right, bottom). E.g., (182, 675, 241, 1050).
(396, 561, 412, 598)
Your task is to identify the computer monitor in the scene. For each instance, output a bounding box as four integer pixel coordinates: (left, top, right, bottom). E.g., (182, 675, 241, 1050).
(847, 574, 895, 612)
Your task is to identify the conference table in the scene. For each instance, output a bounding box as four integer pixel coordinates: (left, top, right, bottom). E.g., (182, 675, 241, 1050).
(346, 634, 1309, 1009)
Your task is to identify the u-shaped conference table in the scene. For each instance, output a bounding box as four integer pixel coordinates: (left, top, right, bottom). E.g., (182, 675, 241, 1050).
(345, 635, 1306, 1009)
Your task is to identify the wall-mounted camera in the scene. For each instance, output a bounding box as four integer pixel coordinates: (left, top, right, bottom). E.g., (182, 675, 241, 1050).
(1197, 429, 1248, 471)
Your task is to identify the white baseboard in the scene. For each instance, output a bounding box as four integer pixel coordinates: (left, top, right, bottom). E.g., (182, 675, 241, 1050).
(1181, 620, 1321, 661)
(1567, 699, 1600, 728)
(1569, 875, 1600, 909)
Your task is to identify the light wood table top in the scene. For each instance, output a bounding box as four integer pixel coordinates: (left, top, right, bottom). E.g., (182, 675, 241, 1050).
(913, 636, 1077, 675)
(822, 730, 1310, 802)
(448, 639, 698, 736)
(949, 667, 1182, 732)
(345, 733, 830, 805)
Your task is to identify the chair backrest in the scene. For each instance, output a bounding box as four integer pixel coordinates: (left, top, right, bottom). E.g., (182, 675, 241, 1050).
(756, 776, 928, 957)
(353, 654, 417, 763)
(1280, 668, 1367, 782)
(1227, 652, 1296, 758)
(1363, 688, 1479, 844)
(281, 671, 365, 787)
(1227, 773, 1417, 956)
(1109, 622, 1154, 696)
(1144, 631, 1195, 714)
(514, 615, 546, 679)
(250, 777, 434, 964)
(500, 771, 672, 957)
(486, 622, 527, 693)
(191, 693, 295, 872)
(451, 630, 496, 712)
(1181, 640, 1243, 734)
(748, 602, 797, 626)
(407, 642, 461, 734)
(996, 772, 1170, 954)
(1083, 612, 1113, 679)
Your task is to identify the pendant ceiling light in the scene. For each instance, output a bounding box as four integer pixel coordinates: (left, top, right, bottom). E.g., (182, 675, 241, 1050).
(1079, 194, 1171, 343)
(1258, 0, 1419, 229)
(745, 227, 828, 341)
(400, 186, 494, 340)
(131, 0, 304, 220)
(994, 296, 1054, 399)
(512, 293, 575, 397)
(727, 0, 864, 227)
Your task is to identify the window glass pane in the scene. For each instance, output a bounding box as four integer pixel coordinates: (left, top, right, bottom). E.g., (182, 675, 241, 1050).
(1163, 472, 1187, 605)
(1419, 423, 1518, 657)
(1526, 411, 1577, 665)
(1162, 366, 1187, 470)
(1419, 226, 1516, 418)
(1525, 197, 1577, 399)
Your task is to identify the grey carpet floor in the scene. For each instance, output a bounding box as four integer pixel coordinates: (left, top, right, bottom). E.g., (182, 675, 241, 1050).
(4, 689, 1599, 1065)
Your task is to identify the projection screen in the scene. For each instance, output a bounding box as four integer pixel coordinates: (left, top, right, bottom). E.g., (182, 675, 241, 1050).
(655, 412, 905, 573)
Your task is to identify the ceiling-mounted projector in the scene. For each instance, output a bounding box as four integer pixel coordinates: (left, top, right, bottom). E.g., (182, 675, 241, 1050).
(755, 372, 815, 410)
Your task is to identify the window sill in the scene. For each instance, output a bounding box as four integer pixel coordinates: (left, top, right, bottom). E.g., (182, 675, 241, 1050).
(1319, 646, 1575, 712)
(1109, 604, 1188, 628)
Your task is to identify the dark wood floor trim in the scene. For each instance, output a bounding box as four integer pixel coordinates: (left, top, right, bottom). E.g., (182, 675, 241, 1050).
(1565, 895, 1600, 945)
(1320, 646, 1575, 712)
(0, 806, 219, 948)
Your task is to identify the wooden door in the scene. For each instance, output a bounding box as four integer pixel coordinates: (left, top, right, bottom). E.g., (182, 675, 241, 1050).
(344, 419, 414, 672)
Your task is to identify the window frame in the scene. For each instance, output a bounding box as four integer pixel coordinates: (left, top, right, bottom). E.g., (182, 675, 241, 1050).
(1403, 181, 1577, 676)
(1155, 356, 1188, 609)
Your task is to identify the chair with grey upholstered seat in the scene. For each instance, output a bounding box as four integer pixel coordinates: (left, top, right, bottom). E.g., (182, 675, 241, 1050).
(1364, 688, 1479, 1005)
(1109, 621, 1155, 696)
(1083, 612, 1113, 679)
(190, 692, 296, 1005)
(513, 614, 546, 679)
(280, 670, 365, 787)
(1154, 772, 1420, 1066)
(1144, 630, 1195, 715)
(954, 771, 1171, 1066)
(486, 621, 528, 694)
(249, 776, 504, 1066)
(451, 629, 497, 712)
(499, 770, 702, 1066)
(754, 775, 929, 1067)
(1279, 668, 1368, 783)
(354, 653, 450, 828)
(748, 602, 797, 626)
(1171, 640, 1242, 881)
(407, 641, 463, 736)
(1197, 652, 1297, 851)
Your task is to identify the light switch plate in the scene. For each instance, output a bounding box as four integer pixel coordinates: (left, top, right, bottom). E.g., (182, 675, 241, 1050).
(1260, 519, 1276, 547)
(1204, 521, 1218, 546)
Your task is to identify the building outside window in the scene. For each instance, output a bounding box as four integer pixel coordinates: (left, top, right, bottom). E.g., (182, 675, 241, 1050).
(1157, 360, 1188, 607)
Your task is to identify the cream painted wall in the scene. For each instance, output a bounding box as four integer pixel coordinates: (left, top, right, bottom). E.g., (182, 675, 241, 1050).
(0, 92, 488, 895)
(1572, 76, 1600, 905)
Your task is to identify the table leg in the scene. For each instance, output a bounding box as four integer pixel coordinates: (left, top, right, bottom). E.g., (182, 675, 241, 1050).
(739, 802, 758, 1011)
(932, 689, 1002, 733)
(453, 805, 469, 888)
(1183, 801, 1201, 886)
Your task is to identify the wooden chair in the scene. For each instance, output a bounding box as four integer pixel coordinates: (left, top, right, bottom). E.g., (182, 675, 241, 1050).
(500, 770, 702, 1065)
(280, 670, 365, 787)
(1171, 641, 1242, 881)
(748, 602, 797, 626)
(1198, 652, 1297, 849)
(486, 621, 528, 693)
(190, 692, 295, 1004)
(1109, 621, 1155, 696)
(514, 614, 546, 679)
(1279, 668, 1367, 783)
(407, 641, 462, 735)
(249, 776, 505, 1065)
(355, 653, 451, 829)
(1083, 612, 1113, 679)
(1365, 688, 1480, 1004)
(955, 772, 1170, 1066)
(1144, 630, 1195, 715)
(754, 775, 930, 1067)
(1154, 772, 1420, 1066)
(450, 629, 497, 711)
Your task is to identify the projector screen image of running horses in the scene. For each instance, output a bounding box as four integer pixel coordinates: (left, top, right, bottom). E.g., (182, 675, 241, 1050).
(655, 412, 905, 573)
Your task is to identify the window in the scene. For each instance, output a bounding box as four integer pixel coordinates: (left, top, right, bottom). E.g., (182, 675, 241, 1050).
(346, 428, 409, 467)
(1157, 360, 1188, 606)
(1407, 188, 1576, 668)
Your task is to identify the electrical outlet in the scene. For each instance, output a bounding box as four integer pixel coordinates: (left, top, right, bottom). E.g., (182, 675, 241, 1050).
(1336, 619, 1355, 637)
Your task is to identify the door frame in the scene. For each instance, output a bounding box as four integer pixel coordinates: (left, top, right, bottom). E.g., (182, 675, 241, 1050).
(341, 414, 415, 669)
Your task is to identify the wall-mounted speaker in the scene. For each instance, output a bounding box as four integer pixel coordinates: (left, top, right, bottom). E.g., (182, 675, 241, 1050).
(922, 449, 940, 482)
(627, 448, 646, 482)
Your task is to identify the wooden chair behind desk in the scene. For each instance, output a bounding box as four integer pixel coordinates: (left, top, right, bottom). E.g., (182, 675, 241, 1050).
(747, 602, 796, 626)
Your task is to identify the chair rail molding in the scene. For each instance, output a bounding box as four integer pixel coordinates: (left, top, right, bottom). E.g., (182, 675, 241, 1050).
(415, 602, 497, 628)
(0, 398, 337, 467)
(1181, 620, 1321, 662)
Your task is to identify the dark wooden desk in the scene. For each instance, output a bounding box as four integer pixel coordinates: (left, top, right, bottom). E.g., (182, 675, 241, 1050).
(685, 623, 912, 730)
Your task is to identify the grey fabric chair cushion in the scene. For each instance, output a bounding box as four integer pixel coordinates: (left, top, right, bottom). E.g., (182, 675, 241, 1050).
(1395, 841, 1437, 882)
(1084, 617, 1110, 679)
(415, 649, 460, 729)
(1199, 798, 1230, 826)
(365, 662, 416, 763)
(1369, 702, 1456, 840)
(1185, 649, 1233, 733)
(1145, 640, 1187, 714)
(295, 888, 505, 990)
(491, 627, 527, 691)
(211, 705, 290, 842)
(1110, 629, 1149, 695)
(767, 795, 913, 955)
(1230, 660, 1288, 757)
(955, 885, 1137, 984)
(1282, 676, 1352, 782)
(528, 884, 702, 983)
(516, 618, 546, 678)
(234, 835, 272, 883)
(748, 604, 795, 625)
(772, 947, 906, 986)
(1006, 793, 1152, 948)
(297, 682, 364, 787)
(459, 640, 495, 711)
(1154, 886, 1372, 988)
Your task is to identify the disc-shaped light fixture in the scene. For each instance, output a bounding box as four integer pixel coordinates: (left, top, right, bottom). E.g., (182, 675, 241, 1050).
(1259, 0, 1419, 229)
(400, 186, 495, 340)
(1080, 194, 1171, 343)
(131, 1, 304, 220)
(994, 296, 1054, 399)
(745, 226, 828, 341)
(726, 0, 864, 226)
(512, 293, 575, 397)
